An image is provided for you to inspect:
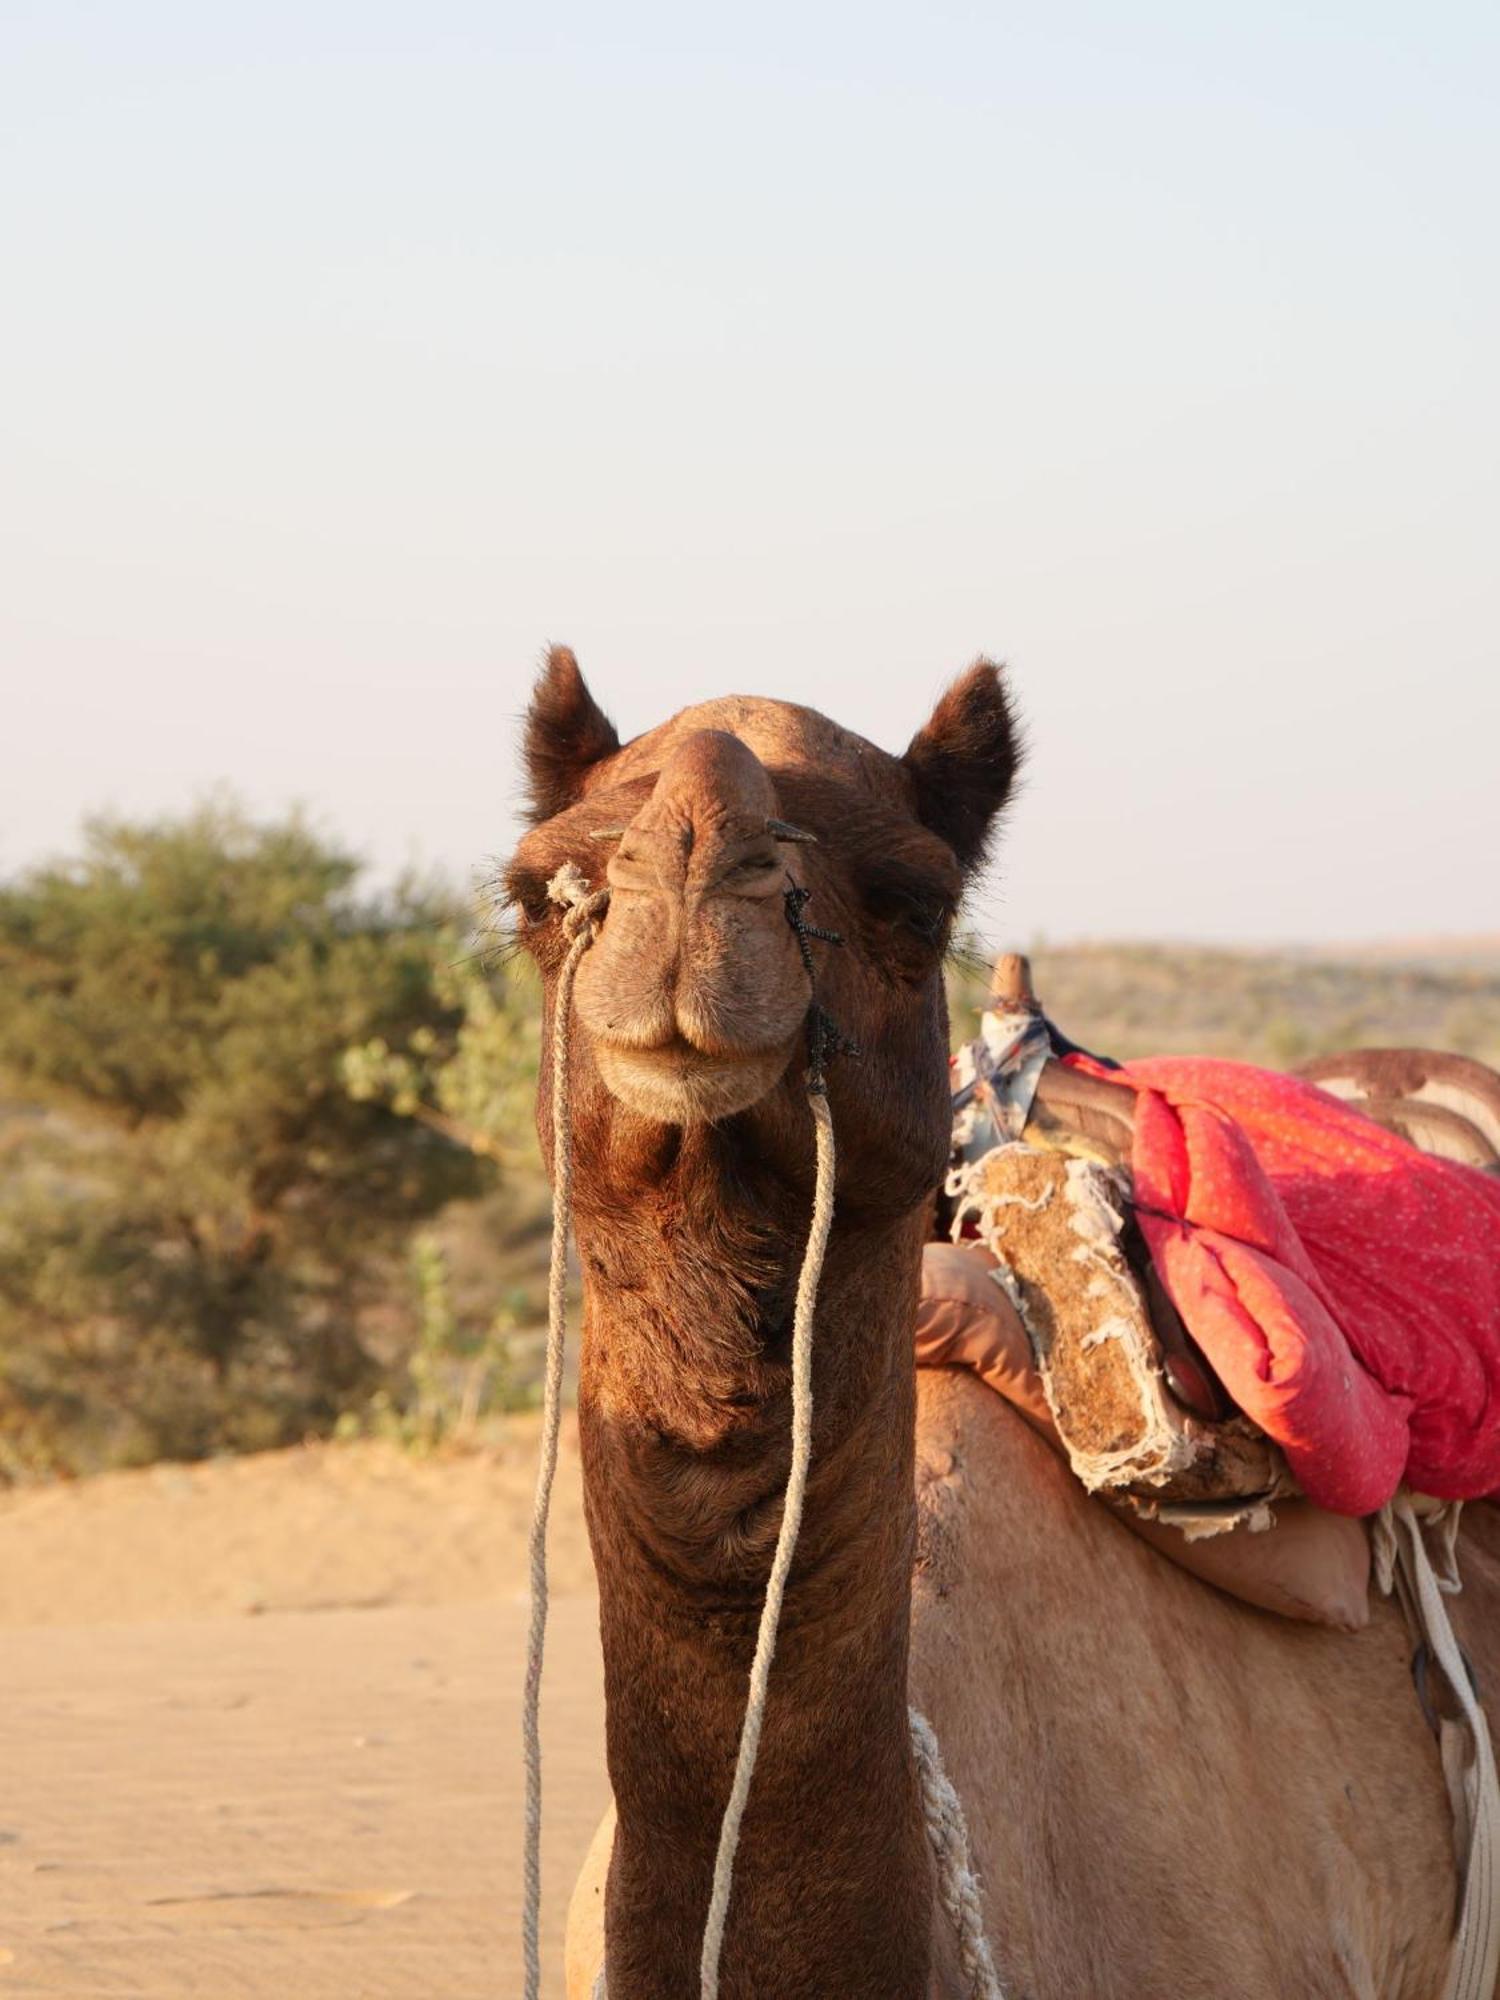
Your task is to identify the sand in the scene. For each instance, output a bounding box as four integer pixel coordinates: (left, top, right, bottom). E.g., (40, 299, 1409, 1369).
(0, 1422, 606, 1998)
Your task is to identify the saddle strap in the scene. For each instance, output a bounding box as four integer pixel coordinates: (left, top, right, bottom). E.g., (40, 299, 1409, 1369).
(1375, 1494, 1500, 2000)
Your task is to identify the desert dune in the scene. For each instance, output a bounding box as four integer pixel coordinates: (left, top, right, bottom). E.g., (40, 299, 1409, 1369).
(0, 1422, 605, 1999)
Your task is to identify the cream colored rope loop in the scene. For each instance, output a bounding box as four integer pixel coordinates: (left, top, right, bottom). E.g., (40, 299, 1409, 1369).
(698, 1087, 837, 1999)
(521, 863, 608, 2000)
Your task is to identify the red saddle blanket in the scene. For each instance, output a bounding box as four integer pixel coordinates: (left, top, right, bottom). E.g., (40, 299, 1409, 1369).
(1067, 1056, 1500, 1514)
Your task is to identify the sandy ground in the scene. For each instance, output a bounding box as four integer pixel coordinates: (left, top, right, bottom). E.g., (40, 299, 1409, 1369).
(0, 1421, 606, 1998)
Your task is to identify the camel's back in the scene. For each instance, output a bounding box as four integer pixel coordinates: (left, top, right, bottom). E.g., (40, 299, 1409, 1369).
(909, 1369, 1480, 2000)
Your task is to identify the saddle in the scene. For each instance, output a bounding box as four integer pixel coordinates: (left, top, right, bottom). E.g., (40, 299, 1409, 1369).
(941, 955, 1500, 1533)
(931, 977, 1500, 1996)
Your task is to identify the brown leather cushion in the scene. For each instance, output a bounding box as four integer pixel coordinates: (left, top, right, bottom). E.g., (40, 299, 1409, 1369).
(916, 1243, 1053, 1427)
(916, 1242, 1371, 1631)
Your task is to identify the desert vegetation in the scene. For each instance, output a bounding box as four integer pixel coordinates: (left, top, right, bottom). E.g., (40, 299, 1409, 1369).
(0, 803, 542, 1477)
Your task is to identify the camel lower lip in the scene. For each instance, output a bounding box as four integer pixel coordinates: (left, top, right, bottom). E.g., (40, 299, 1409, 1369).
(594, 1040, 791, 1125)
(608, 1037, 716, 1065)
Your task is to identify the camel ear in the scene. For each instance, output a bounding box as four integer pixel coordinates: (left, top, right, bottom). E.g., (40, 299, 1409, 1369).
(523, 646, 621, 822)
(902, 661, 1023, 872)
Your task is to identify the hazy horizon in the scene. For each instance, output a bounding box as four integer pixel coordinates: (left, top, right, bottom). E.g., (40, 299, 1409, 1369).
(6, 5, 1497, 945)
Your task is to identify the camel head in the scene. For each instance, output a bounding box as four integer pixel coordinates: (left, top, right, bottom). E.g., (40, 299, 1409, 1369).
(505, 647, 1021, 1219)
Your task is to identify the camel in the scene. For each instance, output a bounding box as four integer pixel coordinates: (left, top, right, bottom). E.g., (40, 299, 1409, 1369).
(503, 647, 1500, 1999)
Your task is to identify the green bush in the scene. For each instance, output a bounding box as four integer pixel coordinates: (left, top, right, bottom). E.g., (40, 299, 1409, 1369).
(0, 801, 539, 1476)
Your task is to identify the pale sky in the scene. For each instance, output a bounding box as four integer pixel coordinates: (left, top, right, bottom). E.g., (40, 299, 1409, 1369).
(4, 4, 1497, 944)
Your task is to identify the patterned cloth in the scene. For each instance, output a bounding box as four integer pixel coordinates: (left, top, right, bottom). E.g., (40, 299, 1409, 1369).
(1066, 1055, 1500, 1515)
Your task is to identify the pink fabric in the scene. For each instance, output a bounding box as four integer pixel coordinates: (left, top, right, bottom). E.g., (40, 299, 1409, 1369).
(1068, 1056, 1500, 1515)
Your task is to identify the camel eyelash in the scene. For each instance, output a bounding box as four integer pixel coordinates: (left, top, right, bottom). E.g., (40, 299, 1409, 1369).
(499, 870, 554, 928)
(855, 865, 956, 944)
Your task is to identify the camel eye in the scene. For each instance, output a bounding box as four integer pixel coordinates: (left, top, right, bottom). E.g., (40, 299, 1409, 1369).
(857, 865, 955, 949)
(505, 869, 554, 928)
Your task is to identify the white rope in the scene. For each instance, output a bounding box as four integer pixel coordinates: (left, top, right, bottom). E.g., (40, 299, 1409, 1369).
(521, 863, 608, 2000)
(524, 861, 1003, 2000)
(909, 1707, 1006, 1999)
(699, 1086, 836, 1998)
(1374, 1493, 1500, 2000)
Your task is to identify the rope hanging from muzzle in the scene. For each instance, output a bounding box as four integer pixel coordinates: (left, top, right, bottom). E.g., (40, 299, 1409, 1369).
(521, 861, 609, 2000)
(523, 859, 1003, 2000)
(698, 1081, 836, 1999)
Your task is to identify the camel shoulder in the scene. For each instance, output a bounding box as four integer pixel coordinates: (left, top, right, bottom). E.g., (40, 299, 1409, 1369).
(906, 1369, 1475, 2000)
(912, 1365, 1075, 1599)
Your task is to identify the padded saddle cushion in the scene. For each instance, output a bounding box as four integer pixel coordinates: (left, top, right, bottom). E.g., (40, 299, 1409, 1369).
(916, 1241, 1371, 1630)
(1078, 1054, 1500, 1512)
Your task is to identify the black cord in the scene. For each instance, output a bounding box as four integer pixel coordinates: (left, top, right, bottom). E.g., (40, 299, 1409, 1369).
(783, 884, 859, 1095)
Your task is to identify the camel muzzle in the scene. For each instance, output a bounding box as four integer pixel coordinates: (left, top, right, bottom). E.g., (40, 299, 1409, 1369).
(573, 729, 818, 1124)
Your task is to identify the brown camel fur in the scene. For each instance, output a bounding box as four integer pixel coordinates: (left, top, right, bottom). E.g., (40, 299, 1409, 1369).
(504, 648, 1500, 2000)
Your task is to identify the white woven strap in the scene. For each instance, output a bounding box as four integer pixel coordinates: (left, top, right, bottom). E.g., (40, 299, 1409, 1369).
(1375, 1492, 1500, 2000)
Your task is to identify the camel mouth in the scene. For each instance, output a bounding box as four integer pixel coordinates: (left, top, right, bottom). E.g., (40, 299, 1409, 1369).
(594, 1036, 795, 1125)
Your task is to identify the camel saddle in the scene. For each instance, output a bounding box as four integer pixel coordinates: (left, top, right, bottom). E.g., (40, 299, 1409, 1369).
(944, 955, 1500, 1533)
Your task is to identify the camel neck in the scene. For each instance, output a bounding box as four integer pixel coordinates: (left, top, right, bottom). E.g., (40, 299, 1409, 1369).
(575, 1196, 933, 1998)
